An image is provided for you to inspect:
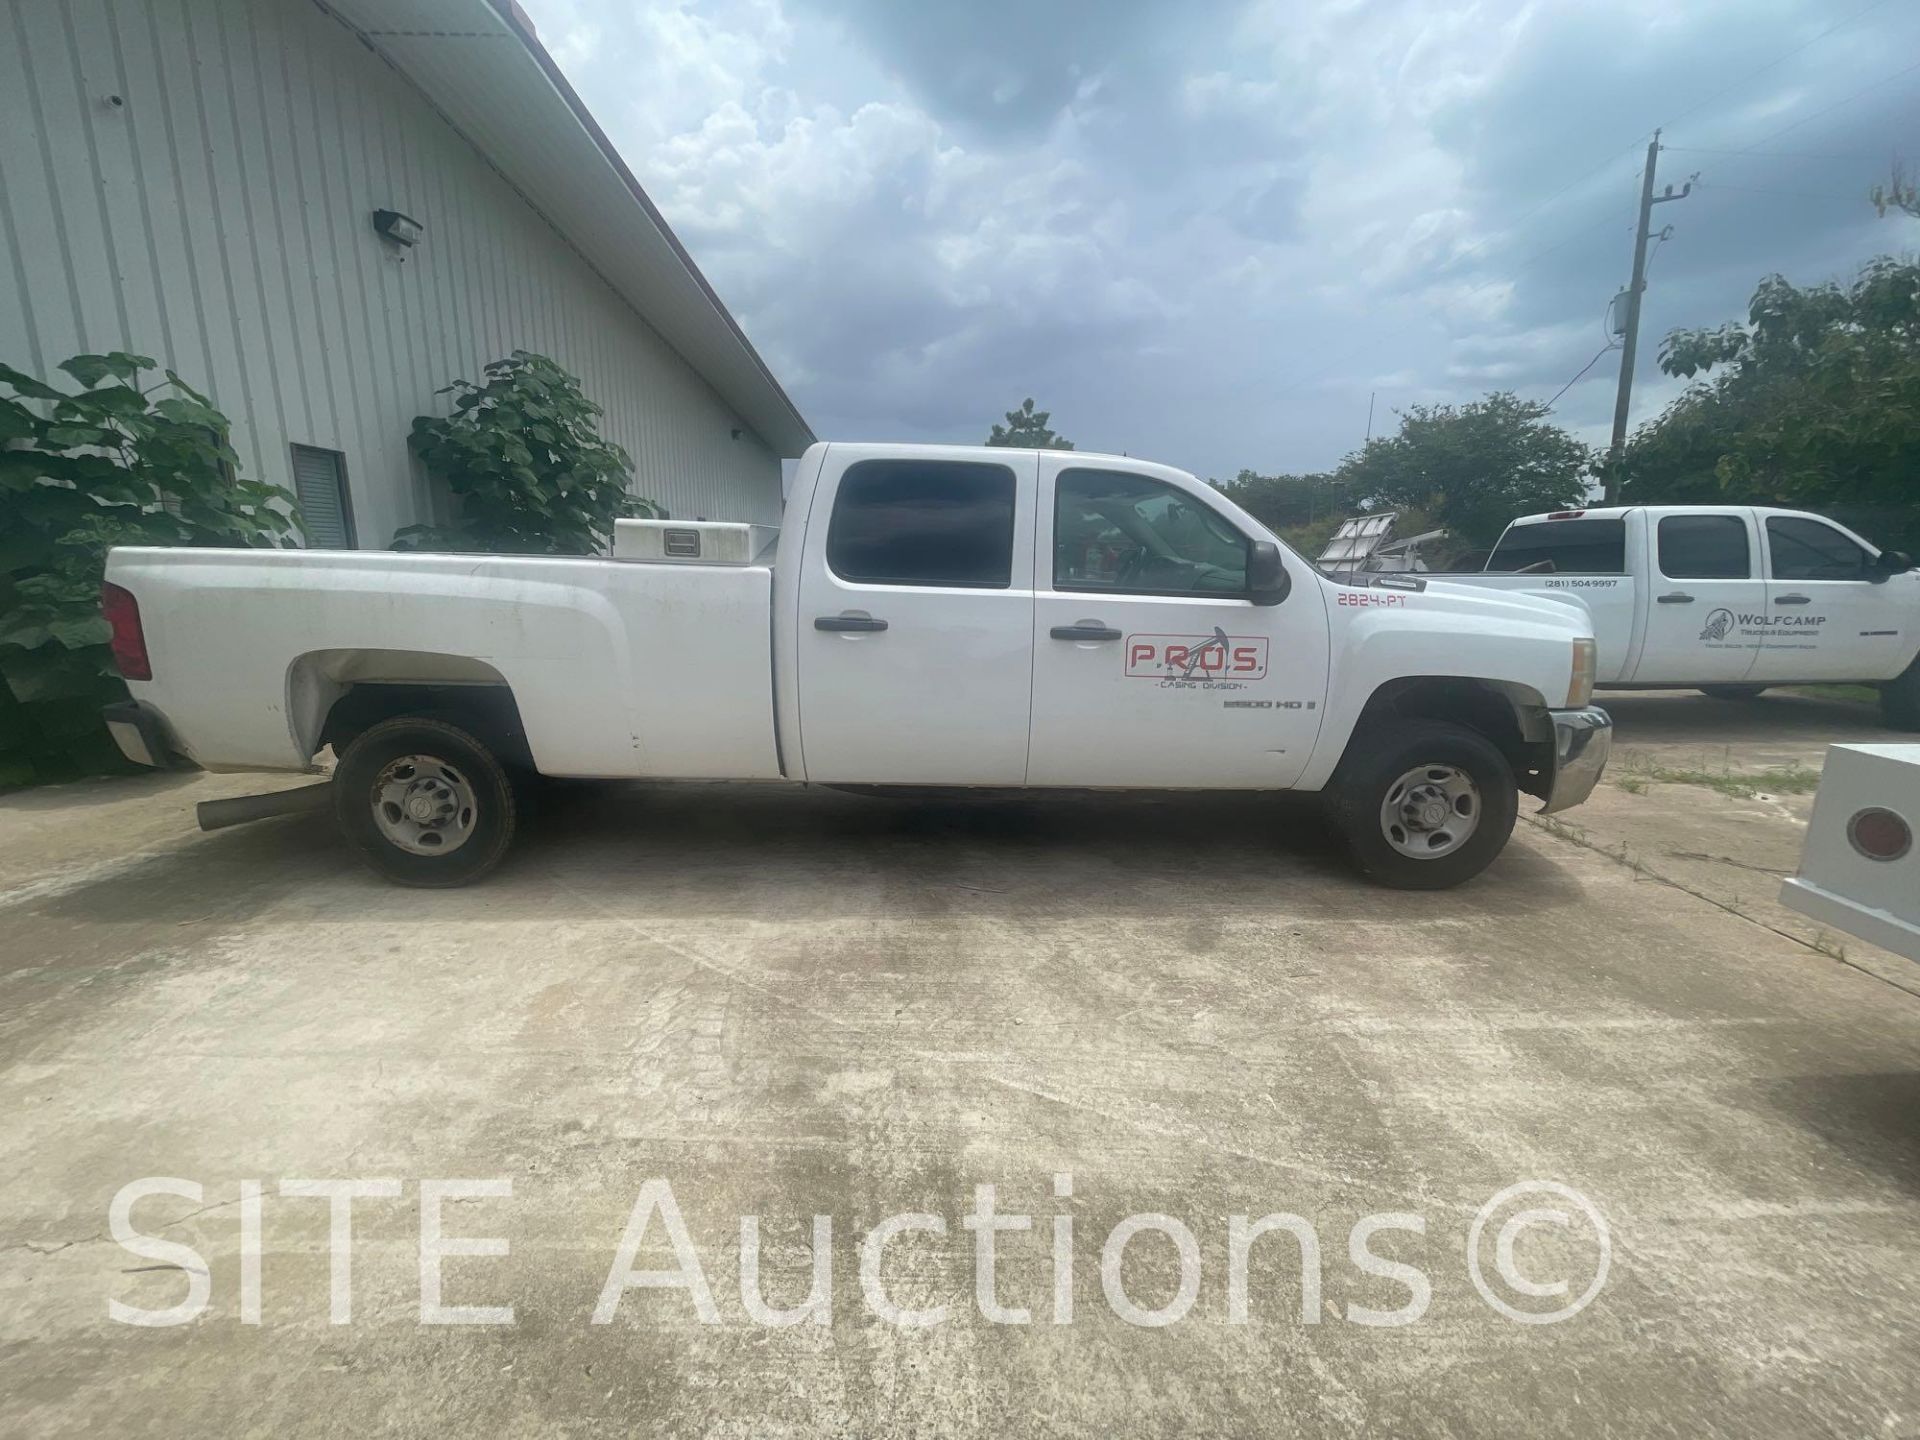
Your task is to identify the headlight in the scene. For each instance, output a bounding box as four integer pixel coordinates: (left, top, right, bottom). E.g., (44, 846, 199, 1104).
(1568, 637, 1596, 708)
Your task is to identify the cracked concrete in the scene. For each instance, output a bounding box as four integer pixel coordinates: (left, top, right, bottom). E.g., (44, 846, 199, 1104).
(3, 689, 1920, 1437)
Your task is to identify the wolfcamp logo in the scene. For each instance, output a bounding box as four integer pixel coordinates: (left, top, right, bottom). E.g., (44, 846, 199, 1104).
(1700, 608, 1734, 642)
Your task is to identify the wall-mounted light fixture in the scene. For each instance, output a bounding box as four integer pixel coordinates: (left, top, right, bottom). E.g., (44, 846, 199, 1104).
(372, 209, 424, 247)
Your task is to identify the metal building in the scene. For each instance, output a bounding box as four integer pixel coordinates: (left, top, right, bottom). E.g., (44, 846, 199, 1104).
(0, 0, 813, 547)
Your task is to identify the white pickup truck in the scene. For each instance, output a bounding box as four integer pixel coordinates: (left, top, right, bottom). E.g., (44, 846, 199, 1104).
(1445, 506, 1920, 726)
(98, 443, 1611, 889)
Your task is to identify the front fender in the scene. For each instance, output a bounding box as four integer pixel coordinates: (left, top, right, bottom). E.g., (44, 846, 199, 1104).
(1297, 597, 1585, 790)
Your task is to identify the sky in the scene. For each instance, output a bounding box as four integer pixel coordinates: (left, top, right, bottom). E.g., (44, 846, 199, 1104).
(520, 0, 1920, 481)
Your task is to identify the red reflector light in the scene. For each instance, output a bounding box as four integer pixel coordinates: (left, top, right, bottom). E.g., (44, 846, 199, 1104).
(101, 582, 151, 681)
(1848, 808, 1911, 862)
(1547, 510, 1587, 520)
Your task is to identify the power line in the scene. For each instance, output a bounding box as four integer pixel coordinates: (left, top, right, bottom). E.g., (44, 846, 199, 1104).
(1545, 344, 1615, 412)
(1264, 0, 1906, 410)
(1266, 211, 1629, 401)
(1664, 146, 1891, 162)
(1698, 179, 1863, 204)
(1653, 0, 1901, 135)
(1727, 56, 1920, 155)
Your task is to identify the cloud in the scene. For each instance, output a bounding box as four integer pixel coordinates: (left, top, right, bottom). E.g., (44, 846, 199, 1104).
(523, 0, 1920, 477)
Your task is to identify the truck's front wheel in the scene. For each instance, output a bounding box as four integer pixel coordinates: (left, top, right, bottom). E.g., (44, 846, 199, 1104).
(1882, 655, 1920, 731)
(1329, 721, 1518, 889)
(334, 716, 517, 887)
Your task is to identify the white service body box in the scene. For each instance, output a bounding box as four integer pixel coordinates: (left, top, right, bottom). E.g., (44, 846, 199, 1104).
(613, 519, 779, 566)
(1780, 743, 1920, 963)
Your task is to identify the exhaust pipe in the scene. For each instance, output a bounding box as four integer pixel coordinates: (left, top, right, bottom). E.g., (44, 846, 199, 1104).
(196, 782, 333, 833)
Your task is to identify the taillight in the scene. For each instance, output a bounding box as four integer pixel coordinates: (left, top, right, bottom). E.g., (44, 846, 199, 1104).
(101, 582, 151, 681)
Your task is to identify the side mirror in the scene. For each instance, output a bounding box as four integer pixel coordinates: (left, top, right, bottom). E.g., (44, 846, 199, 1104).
(1879, 549, 1913, 576)
(1248, 540, 1291, 607)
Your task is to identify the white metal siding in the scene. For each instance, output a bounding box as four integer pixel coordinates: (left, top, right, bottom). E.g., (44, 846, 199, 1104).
(0, 0, 786, 547)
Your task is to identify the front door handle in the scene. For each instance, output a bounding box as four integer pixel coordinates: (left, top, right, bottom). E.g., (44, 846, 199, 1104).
(1050, 622, 1122, 642)
(815, 614, 888, 632)
(1774, 594, 1812, 605)
(1657, 592, 1694, 604)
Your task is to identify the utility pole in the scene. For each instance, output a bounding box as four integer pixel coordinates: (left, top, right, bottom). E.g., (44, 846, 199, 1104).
(1604, 129, 1691, 502)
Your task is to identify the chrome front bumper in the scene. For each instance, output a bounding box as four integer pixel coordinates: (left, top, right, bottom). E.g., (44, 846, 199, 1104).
(1539, 705, 1613, 814)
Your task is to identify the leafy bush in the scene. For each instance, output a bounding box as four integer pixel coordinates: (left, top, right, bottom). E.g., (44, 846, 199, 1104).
(0, 353, 296, 788)
(1628, 256, 1920, 552)
(394, 350, 659, 554)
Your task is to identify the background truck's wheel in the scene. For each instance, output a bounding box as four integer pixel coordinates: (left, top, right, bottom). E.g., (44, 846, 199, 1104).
(333, 716, 517, 887)
(1329, 720, 1518, 890)
(1699, 685, 1769, 701)
(1882, 656, 1920, 731)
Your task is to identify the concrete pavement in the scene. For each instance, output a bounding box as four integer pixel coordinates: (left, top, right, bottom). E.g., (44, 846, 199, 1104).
(4, 705, 1920, 1437)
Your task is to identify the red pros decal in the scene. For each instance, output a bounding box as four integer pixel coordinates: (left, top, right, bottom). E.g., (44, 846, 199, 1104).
(1125, 632, 1268, 679)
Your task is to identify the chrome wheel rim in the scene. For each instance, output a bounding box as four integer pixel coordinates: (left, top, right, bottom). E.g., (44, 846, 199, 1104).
(1379, 764, 1480, 859)
(371, 754, 477, 856)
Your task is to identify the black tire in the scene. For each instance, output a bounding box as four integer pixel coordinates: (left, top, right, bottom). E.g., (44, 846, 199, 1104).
(1328, 720, 1519, 890)
(333, 716, 517, 887)
(1882, 655, 1920, 732)
(1699, 685, 1768, 701)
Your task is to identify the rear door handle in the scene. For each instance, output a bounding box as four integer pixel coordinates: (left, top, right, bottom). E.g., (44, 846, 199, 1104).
(1050, 623, 1123, 642)
(1657, 592, 1694, 604)
(815, 614, 888, 632)
(1774, 594, 1812, 605)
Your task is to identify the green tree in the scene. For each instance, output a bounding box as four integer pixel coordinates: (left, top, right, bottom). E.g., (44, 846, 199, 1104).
(0, 353, 297, 787)
(395, 350, 654, 555)
(986, 397, 1074, 450)
(1210, 469, 1359, 532)
(1333, 392, 1591, 548)
(1625, 256, 1920, 549)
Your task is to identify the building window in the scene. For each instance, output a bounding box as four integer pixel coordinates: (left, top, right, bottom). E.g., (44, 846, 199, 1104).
(290, 445, 356, 549)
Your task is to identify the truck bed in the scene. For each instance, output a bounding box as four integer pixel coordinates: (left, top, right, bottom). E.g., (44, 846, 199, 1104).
(105, 546, 783, 780)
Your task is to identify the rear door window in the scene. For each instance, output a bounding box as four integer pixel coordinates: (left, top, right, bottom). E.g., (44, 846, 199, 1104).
(1485, 518, 1626, 574)
(826, 459, 1017, 588)
(1657, 514, 1751, 579)
(1766, 516, 1872, 581)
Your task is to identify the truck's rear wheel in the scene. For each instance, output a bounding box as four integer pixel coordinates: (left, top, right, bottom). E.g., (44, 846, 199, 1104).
(334, 716, 516, 886)
(1700, 685, 1768, 701)
(1329, 721, 1518, 889)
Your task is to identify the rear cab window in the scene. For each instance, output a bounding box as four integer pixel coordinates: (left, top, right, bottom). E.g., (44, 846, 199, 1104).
(1766, 515, 1873, 580)
(1657, 514, 1751, 579)
(1485, 517, 1626, 574)
(826, 458, 1017, 588)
